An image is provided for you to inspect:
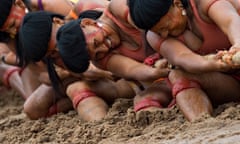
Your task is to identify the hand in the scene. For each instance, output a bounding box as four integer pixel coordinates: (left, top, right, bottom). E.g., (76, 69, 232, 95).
(154, 58, 168, 68)
(55, 65, 70, 79)
(207, 58, 238, 72)
(216, 49, 240, 68)
(39, 72, 51, 85)
(1, 52, 18, 66)
(152, 67, 170, 79)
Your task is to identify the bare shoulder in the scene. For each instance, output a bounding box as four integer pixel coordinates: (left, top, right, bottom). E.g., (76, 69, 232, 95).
(197, 0, 216, 15)
(196, 0, 229, 22)
(109, 0, 129, 19)
(199, 0, 239, 13)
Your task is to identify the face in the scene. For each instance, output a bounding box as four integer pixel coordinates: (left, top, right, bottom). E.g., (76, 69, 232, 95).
(80, 18, 120, 60)
(45, 17, 66, 69)
(150, 2, 187, 38)
(0, 0, 26, 37)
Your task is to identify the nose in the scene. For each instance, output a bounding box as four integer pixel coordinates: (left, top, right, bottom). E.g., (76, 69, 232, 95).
(97, 45, 109, 53)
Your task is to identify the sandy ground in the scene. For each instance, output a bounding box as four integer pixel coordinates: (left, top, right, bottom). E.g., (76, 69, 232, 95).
(1, 87, 240, 144)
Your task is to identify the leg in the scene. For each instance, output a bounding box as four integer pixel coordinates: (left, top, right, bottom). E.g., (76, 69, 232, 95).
(0, 62, 26, 98)
(24, 84, 73, 119)
(133, 79, 172, 112)
(21, 65, 42, 98)
(88, 78, 135, 103)
(198, 72, 240, 105)
(168, 69, 213, 122)
(66, 81, 108, 122)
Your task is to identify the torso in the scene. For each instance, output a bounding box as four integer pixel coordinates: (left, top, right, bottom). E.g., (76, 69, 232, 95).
(186, 0, 240, 54)
(96, 2, 155, 69)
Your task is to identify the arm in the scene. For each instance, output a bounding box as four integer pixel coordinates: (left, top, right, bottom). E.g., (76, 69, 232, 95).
(106, 54, 169, 81)
(204, 0, 240, 48)
(147, 28, 232, 73)
(160, 38, 232, 73)
(25, 0, 73, 16)
(109, 0, 140, 29)
(65, 0, 109, 20)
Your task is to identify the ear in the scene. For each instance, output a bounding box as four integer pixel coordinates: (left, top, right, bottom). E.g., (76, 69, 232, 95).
(173, 0, 184, 9)
(15, 0, 26, 9)
(53, 17, 65, 25)
(80, 18, 95, 26)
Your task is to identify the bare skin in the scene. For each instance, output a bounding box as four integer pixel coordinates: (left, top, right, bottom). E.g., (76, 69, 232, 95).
(66, 78, 135, 121)
(168, 69, 240, 121)
(0, 0, 114, 120)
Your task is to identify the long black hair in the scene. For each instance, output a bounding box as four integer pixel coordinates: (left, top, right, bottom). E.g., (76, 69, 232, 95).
(0, 0, 14, 28)
(17, 11, 64, 67)
(17, 11, 65, 100)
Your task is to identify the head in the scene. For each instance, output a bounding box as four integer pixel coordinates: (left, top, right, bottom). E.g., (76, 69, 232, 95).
(0, 0, 26, 37)
(128, 0, 188, 37)
(56, 19, 90, 73)
(57, 10, 120, 73)
(18, 11, 64, 67)
(18, 11, 67, 98)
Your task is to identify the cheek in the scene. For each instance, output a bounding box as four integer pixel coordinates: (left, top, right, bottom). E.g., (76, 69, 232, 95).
(15, 18, 23, 31)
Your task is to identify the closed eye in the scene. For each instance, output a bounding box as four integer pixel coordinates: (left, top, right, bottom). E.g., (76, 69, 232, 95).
(93, 39, 99, 47)
(8, 20, 16, 29)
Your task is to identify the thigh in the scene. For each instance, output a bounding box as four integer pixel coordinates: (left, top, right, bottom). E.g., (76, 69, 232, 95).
(198, 72, 240, 104)
(169, 69, 240, 105)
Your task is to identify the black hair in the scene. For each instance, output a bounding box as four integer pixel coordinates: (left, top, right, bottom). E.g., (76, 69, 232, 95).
(22, 0, 33, 11)
(0, 31, 10, 43)
(181, 0, 189, 9)
(57, 19, 90, 73)
(0, 0, 14, 28)
(128, 0, 189, 30)
(57, 10, 102, 73)
(17, 11, 65, 99)
(17, 11, 64, 67)
(78, 9, 103, 19)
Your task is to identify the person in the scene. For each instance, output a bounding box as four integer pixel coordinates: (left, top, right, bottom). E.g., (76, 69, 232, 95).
(127, 0, 240, 72)
(0, 0, 76, 93)
(23, 0, 74, 15)
(127, 0, 240, 121)
(18, 11, 135, 121)
(65, 0, 109, 20)
(0, 0, 112, 120)
(55, 5, 174, 113)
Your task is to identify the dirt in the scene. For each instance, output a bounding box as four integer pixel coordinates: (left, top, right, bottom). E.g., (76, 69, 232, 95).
(1, 86, 240, 144)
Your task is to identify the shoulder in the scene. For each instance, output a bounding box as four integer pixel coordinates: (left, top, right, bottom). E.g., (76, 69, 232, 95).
(198, 0, 233, 15)
(195, 0, 222, 21)
(146, 31, 164, 52)
(109, 0, 129, 20)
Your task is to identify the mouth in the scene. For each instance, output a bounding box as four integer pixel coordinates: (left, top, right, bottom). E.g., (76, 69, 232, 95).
(105, 37, 112, 49)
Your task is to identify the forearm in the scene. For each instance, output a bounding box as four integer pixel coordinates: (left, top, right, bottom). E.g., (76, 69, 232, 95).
(107, 54, 166, 81)
(161, 39, 219, 73)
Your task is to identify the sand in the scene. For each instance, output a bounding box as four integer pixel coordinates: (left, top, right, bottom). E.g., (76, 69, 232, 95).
(1, 87, 240, 144)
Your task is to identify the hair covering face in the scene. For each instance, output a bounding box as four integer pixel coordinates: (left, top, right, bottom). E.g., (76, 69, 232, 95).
(128, 0, 172, 30)
(57, 19, 90, 73)
(0, 0, 14, 28)
(18, 11, 64, 66)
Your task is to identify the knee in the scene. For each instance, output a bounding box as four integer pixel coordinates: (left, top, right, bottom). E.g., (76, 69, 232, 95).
(23, 100, 46, 120)
(168, 69, 185, 83)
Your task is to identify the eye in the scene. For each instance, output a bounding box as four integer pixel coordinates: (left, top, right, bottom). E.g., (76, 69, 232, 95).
(93, 39, 99, 47)
(5, 21, 15, 31)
